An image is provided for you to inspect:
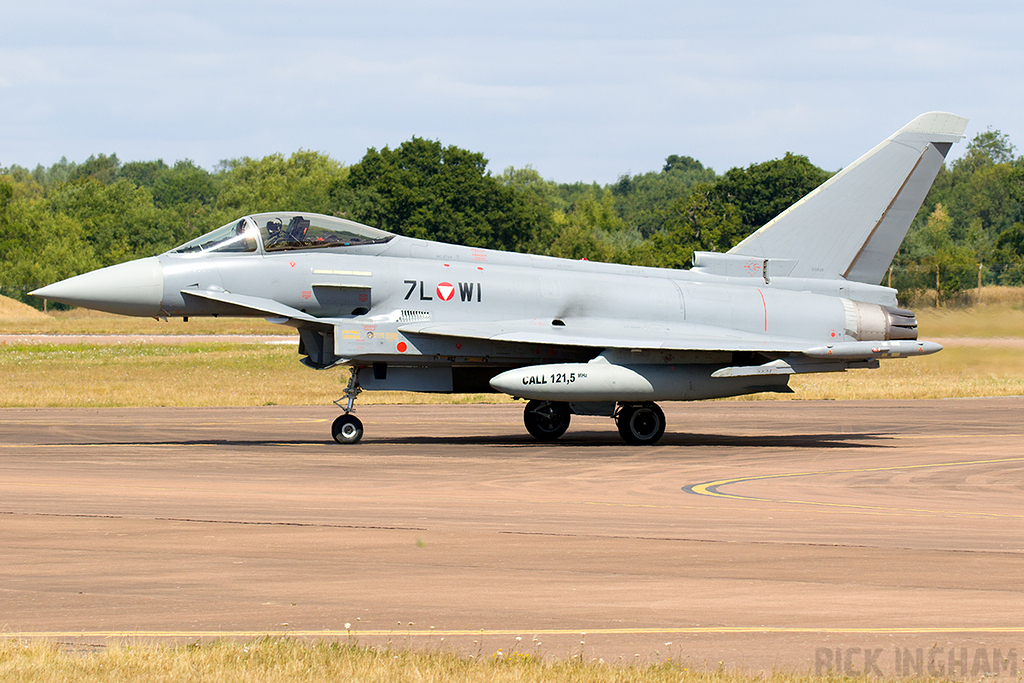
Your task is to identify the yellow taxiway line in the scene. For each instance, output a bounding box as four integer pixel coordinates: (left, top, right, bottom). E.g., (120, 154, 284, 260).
(685, 456, 1024, 518)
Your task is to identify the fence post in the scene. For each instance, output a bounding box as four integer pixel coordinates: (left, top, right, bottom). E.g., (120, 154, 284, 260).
(977, 263, 983, 304)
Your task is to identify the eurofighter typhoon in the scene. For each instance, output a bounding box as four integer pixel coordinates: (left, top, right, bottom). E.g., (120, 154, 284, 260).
(33, 113, 968, 444)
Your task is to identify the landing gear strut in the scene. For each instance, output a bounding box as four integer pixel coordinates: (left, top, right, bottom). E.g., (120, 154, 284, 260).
(331, 369, 364, 444)
(615, 402, 666, 445)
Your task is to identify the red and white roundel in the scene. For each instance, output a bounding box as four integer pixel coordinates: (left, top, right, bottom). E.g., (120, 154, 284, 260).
(436, 282, 455, 301)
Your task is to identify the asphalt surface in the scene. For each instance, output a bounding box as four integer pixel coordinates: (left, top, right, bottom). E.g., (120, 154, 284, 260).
(2, 399, 1022, 674)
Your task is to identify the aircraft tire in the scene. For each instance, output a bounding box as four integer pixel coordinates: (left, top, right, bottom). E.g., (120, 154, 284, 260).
(616, 403, 666, 445)
(332, 414, 364, 444)
(523, 400, 571, 441)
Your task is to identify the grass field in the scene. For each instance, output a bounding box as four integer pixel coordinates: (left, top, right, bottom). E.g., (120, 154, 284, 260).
(2, 341, 1023, 408)
(0, 638, 937, 683)
(915, 292, 1024, 338)
(2, 290, 1023, 408)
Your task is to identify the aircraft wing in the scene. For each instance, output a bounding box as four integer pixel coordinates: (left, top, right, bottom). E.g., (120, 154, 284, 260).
(397, 317, 816, 353)
(180, 289, 331, 330)
(399, 318, 941, 367)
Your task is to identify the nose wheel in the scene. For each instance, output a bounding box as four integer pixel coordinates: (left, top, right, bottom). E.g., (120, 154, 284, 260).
(332, 368, 365, 444)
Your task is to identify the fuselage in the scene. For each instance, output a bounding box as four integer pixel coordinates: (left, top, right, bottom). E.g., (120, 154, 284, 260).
(35, 212, 916, 373)
(154, 229, 903, 364)
(32, 211, 930, 406)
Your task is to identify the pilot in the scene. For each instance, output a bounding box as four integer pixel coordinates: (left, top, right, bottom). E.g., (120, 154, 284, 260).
(264, 219, 284, 247)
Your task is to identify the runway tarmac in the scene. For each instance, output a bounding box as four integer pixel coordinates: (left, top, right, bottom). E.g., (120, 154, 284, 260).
(2, 398, 1022, 674)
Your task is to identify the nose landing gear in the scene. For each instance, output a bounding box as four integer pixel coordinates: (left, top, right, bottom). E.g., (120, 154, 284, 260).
(332, 369, 364, 444)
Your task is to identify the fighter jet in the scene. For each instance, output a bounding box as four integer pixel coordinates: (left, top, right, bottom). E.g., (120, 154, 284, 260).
(32, 112, 967, 445)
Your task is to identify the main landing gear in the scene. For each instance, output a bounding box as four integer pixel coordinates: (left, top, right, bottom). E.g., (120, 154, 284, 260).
(521, 400, 667, 445)
(523, 400, 571, 441)
(332, 370, 364, 444)
(614, 402, 666, 445)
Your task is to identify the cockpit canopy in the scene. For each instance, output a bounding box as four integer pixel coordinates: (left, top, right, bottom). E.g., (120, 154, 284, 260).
(168, 212, 394, 255)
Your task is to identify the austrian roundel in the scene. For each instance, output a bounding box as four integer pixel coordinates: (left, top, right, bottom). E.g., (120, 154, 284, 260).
(436, 282, 455, 301)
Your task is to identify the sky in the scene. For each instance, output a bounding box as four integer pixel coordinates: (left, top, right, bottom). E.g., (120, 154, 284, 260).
(2, 0, 1022, 184)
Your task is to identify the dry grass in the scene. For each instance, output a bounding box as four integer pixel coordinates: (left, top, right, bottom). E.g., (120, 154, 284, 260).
(2, 341, 1021, 408)
(1, 342, 325, 408)
(0, 342, 512, 408)
(1, 295, 291, 335)
(916, 306, 1024, 339)
(0, 295, 51, 322)
(772, 345, 1024, 401)
(905, 286, 1024, 338)
(0, 638, 940, 683)
(904, 285, 1024, 309)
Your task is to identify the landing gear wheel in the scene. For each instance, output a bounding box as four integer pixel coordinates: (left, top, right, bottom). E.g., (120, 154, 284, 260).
(332, 414, 364, 444)
(616, 403, 666, 445)
(523, 400, 571, 441)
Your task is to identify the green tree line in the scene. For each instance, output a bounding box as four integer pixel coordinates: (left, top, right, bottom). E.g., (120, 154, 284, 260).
(3, 130, 1023, 308)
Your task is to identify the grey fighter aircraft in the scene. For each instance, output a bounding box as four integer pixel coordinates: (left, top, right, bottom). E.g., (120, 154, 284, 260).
(32, 112, 967, 445)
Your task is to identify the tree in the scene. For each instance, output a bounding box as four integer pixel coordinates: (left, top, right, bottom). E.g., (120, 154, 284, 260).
(639, 154, 827, 269)
(953, 128, 1016, 174)
(663, 155, 706, 174)
(0, 179, 12, 221)
(0, 175, 100, 302)
(216, 150, 346, 218)
(120, 159, 170, 189)
(0, 207, 99, 299)
(500, 165, 564, 211)
(151, 160, 219, 210)
(994, 222, 1024, 285)
(552, 180, 604, 213)
(906, 129, 1024, 280)
(30, 157, 77, 189)
(70, 153, 120, 184)
(895, 203, 977, 302)
(544, 192, 638, 262)
(611, 157, 716, 237)
(338, 137, 536, 251)
(498, 166, 559, 251)
(43, 178, 172, 266)
(711, 152, 831, 234)
(646, 183, 743, 268)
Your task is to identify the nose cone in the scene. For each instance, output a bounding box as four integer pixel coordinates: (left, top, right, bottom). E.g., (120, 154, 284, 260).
(30, 257, 164, 317)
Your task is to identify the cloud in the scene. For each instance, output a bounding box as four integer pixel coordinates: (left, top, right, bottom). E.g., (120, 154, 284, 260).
(2, 1, 1023, 182)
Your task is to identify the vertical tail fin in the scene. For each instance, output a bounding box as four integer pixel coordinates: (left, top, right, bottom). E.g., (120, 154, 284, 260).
(727, 112, 968, 284)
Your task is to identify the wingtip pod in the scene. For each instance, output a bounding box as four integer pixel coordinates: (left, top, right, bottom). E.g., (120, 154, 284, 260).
(804, 340, 942, 360)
